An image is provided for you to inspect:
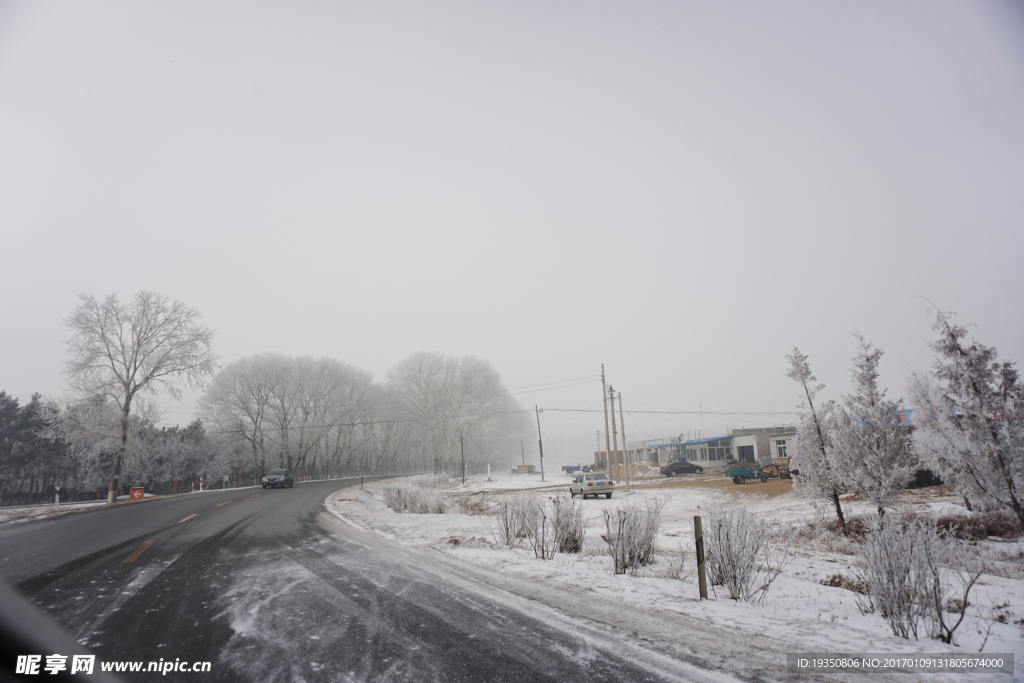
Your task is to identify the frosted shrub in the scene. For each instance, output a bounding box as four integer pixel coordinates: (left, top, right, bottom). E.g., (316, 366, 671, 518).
(412, 473, 451, 489)
(857, 514, 985, 644)
(488, 495, 585, 560)
(856, 516, 927, 639)
(704, 506, 790, 601)
(602, 500, 664, 575)
(406, 488, 447, 514)
(549, 497, 585, 554)
(492, 496, 536, 547)
(452, 494, 488, 516)
(381, 485, 447, 514)
(381, 485, 405, 511)
(524, 504, 558, 560)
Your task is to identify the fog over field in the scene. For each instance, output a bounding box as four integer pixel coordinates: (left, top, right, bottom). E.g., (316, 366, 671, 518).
(1, 1, 1022, 465)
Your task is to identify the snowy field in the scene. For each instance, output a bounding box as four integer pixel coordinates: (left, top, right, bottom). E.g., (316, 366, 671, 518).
(326, 468, 1024, 682)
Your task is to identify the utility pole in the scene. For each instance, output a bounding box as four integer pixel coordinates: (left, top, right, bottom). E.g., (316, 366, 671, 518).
(619, 392, 630, 490)
(601, 364, 612, 476)
(520, 439, 525, 467)
(460, 431, 465, 485)
(534, 405, 546, 482)
(609, 385, 619, 480)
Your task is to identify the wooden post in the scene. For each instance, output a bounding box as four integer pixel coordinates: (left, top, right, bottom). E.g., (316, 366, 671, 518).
(694, 515, 708, 600)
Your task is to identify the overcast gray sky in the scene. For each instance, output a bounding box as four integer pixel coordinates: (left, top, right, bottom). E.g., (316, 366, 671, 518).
(2, 1, 1022, 464)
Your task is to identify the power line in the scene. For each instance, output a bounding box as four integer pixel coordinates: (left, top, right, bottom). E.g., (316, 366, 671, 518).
(509, 375, 598, 391)
(509, 379, 600, 396)
(548, 401, 603, 427)
(625, 410, 649, 441)
(541, 408, 800, 416)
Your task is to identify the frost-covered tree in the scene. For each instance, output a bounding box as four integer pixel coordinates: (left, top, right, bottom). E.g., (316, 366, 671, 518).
(908, 310, 1024, 526)
(387, 352, 525, 476)
(787, 347, 854, 535)
(199, 354, 279, 477)
(133, 419, 223, 492)
(839, 335, 915, 517)
(42, 395, 162, 492)
(201, 354, 380, 477)
(64, 291, 218, 503)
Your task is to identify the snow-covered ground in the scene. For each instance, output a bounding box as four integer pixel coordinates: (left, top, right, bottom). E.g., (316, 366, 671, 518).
(0, 499, 109, 526)
(326, 469, 1024, 682)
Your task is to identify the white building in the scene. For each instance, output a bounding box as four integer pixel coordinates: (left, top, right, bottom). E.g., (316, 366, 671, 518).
(625, 425, 797, 469)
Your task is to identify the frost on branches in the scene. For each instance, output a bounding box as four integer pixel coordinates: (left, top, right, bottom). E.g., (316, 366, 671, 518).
(837, 335, 914, 516)
(857, 512, 985, 645)
(786, 347, 852, 535)
(908, 309, 1024, 527)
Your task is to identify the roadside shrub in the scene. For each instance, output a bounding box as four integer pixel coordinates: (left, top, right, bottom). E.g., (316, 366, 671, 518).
(936, 510, 1021, 540)
(824, 514, 868, 540)
(381, 485, 447, 514)
(549, 497, 585, 554)
(856, 513, 985, 644)
(856, 514, 926, 639)
(489, 495, 580, 560)
(601, 500, 664, 575)
(524, 505, 557, 560)
(491, 496, 536, 547)
(703, 506, 790, 601)
(452, 494, 489, 516)
(412, 473, 451, 489)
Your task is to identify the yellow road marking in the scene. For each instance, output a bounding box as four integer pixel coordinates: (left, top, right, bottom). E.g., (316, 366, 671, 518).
(122, 540, 156, 564)
(178, 514, 198, 523)
(215, 500, 233, 507)
(249, 494, 261, 498)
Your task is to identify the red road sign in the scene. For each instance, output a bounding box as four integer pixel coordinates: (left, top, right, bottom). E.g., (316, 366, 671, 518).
(129, 488, 144, 500)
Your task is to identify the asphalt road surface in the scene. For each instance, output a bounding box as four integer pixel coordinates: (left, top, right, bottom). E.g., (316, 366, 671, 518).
(0, 479, 731, 683)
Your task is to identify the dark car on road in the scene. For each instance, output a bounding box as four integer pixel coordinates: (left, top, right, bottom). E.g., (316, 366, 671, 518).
(660, 461, 704, 476)
(262, 469, 294, 488)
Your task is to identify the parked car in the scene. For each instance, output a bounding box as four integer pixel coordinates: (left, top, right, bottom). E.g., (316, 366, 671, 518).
(570, 473, 614, 499)
(262, 469, 294, 488)
(780, 466, 799, 479)
(660, 461, 704, 476)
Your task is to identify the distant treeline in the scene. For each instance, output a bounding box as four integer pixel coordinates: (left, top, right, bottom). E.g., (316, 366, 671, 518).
(1, 351, 530, 506)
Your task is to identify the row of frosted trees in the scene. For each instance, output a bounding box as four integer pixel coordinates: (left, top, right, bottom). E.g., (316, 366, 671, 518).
(788, 309, 1024, 534)
(2, 351, 528, 504)
(6, 292, 530, 504)
(198, 351, 529, 482)
(0, 392, 225, 504)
